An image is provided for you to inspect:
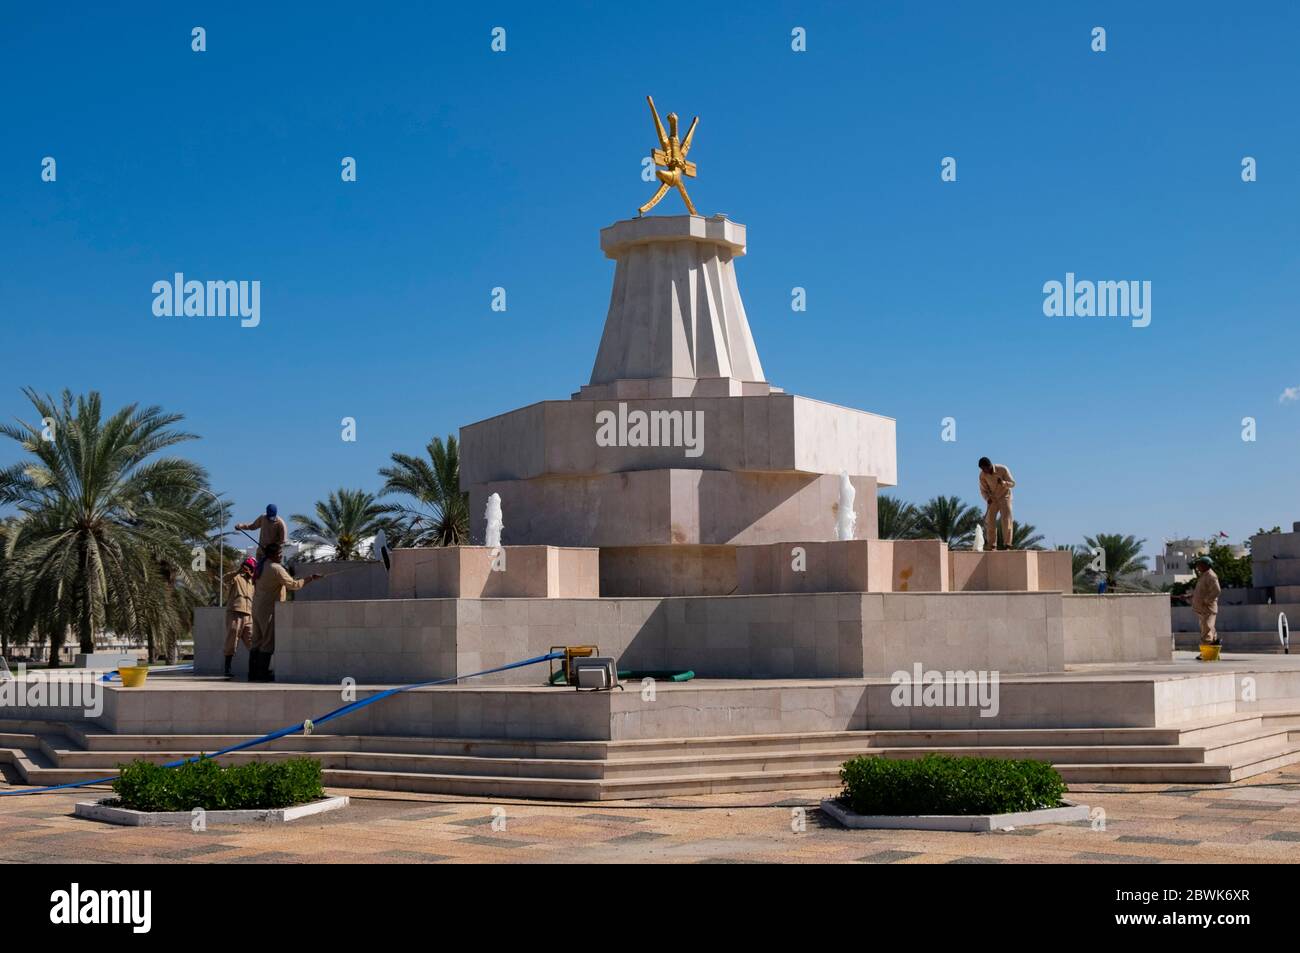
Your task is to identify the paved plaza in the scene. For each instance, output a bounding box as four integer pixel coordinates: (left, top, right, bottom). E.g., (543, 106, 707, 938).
(5, 764, 1300, 864)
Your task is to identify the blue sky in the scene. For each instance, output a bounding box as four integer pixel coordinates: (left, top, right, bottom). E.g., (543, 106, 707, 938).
(3, 1, 1297, 560)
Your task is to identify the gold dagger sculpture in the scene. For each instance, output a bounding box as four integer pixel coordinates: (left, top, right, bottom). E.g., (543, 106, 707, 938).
(638, 95, 699, 216)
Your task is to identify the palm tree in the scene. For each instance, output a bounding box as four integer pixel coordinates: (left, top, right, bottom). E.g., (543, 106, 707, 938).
(291, 489, 393, 561)
(1080, 533, 1149, 591)
(877, 494, 920, 539)
(915, 496, 982, 548)
(1008, 521, 1046, 551)
(138, 485, 233, 660)
(0, 519, 17, 660)
(0, 388, 210, 664)
(1057, 544, 1093, 593)
(378, 435, 469, 546)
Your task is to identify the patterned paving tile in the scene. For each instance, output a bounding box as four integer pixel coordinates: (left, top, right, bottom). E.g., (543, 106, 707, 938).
(1116, 834, 1200, 846)
(858, 849, 922, 863)
(226, 851, 301, 864)
(607, 830, 668, 844)
(6, 764, 1300, 863)
(380, 850, 453, 862)
(1206, 800, 1284, 811)
(1072, 851, 1161, 864)
(157, 843, 242, 859)
(394, 808, 457, 820)
(453, 834, 532, 849)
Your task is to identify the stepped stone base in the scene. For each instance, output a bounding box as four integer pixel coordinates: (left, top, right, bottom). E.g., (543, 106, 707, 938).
(194, 591, 1169, 684)
(468, 470, 878, 548)
(387, 546, 599, 600)
(600, 540, 951, 597)
(7, 661, 1300, 799)
(734, 539, 949, 595)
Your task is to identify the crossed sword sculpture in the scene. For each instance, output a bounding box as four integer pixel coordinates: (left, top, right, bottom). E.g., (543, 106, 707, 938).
(639, 95, 700, 216)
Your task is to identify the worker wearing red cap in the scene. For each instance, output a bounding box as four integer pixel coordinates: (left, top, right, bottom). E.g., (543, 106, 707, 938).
(221, 557, 258, 678)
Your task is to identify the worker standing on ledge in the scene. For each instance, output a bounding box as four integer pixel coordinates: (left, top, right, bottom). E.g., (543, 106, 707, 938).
(221, 557, 256, 678)
(248, 543, 320, 682)
(235, 503, 287, 560)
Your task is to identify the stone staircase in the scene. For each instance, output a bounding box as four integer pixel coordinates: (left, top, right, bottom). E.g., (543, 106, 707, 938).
(5, 711, 1300, 800)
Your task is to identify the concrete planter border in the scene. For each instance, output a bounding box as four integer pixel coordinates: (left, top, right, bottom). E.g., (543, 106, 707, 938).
(74, 795, 348, 827)
(819, 798, 1089, 832)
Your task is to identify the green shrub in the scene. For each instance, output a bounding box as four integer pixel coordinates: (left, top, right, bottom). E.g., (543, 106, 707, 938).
(111, 757, 324, 812)
(838, 754, 1068, 816)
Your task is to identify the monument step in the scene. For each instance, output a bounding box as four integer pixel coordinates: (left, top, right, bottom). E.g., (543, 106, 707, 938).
(1059, 746, 1300, 784)
(26, 727, 1300, 784)
(34, 742, 1217, 781)
(1173, 630, 1292, 650)
(9, 710, 1300, 797)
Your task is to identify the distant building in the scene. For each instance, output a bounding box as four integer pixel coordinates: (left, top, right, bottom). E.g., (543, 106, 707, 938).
(1140, 536, 1248, 589)
(1145, 538, 1208, 589)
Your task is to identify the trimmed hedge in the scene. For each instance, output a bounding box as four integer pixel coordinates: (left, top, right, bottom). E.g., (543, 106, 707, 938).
(111, 756, 324, 812)
(838, 754, 1068, 816)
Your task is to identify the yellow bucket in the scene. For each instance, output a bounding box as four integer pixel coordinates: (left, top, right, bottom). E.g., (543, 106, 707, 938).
(1199, 643, 1221, 662)
(117, 665, 149, 687)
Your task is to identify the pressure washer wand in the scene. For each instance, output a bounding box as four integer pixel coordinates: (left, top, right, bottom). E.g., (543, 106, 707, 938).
(220, 528, 262, 548)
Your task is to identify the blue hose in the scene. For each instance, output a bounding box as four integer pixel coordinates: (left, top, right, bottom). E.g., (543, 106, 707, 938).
(1, 650, 565, 796)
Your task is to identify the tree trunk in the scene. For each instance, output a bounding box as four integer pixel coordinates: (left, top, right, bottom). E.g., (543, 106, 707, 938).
(49, 628, 66, 669)
(78, 600, 94, 655)
(79, 546, 96, 654)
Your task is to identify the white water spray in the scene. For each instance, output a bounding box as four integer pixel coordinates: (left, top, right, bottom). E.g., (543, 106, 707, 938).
(485, 493, 504, 548)
(836, 471, 857, 541)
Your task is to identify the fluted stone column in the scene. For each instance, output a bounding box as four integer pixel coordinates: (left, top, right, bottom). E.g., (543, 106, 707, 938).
(579, 215, 774, 400)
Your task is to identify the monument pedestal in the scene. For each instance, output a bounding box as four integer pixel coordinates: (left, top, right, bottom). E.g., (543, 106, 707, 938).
(460, 215, 896, 548)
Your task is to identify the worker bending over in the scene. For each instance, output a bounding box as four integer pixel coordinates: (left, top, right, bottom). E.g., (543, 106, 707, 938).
(978, 457, 1016, 550)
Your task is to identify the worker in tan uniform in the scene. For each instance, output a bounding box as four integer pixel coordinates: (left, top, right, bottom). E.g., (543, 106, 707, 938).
(978, 457, 1016, 550)
(1187, 555, 1221, 648)
(248, 543, 320, 682)
(221, 557, 257, 678)
(235, 503, 287, 562)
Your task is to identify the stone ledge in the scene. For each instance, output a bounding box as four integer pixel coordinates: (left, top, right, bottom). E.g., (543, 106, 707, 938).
(599, 214, 746, 257)
(74, 795, 349, 826)
(819, 797, 1090, 832)
(388, 546, 599, 599)
(458, 394, 897, 486)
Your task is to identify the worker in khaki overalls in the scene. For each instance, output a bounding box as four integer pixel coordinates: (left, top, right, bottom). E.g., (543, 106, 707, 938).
(248, 543, 320, 682)
(221, 557, 256, 678)
(1187, 555, 1221, 647)
(235, 503, 287, 566)
(978, 457, 1016, 550)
